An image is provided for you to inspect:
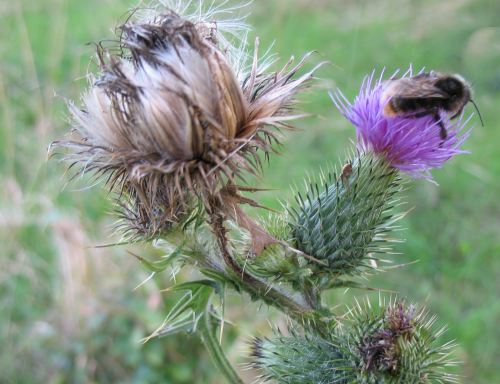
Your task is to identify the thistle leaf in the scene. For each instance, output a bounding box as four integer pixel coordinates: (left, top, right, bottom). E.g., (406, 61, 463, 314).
(132, 242, 186, 273)
(149, 280, 221, 340)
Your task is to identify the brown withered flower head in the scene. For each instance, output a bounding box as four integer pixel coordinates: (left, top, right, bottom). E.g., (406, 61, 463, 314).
(53, 5, 320, 241)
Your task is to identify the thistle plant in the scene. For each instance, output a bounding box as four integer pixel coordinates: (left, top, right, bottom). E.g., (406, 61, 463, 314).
(52, 2, 475, 383)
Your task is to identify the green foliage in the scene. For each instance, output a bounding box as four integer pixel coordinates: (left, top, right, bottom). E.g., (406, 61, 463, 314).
(245, 242, 314, 284)
(232, 213, 313, 285)
(133, 241, 187, 273)
(289, 152, 403, 281)
(153, 280, 221, 337)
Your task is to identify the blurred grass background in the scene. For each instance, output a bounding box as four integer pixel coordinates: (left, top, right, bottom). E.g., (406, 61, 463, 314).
(0, 0, 498, 383)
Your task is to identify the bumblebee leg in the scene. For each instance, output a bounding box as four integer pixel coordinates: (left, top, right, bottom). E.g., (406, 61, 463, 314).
(434, 112, 447, 140)
(432, 112, 447, 148)
(439, 124, 447, 140)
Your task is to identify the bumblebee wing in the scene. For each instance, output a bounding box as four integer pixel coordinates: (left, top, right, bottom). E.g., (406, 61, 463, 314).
(382, 78, 447, 99)
(381, 78, 448, 117)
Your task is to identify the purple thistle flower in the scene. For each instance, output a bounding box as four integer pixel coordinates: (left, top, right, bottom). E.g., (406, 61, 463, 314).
(332, 69, 473, 180)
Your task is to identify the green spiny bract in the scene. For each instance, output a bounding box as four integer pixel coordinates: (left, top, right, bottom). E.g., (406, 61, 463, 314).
(251, 300, 458, 384)
(289, 151, 403, 282)
(251, 330, 348, 384)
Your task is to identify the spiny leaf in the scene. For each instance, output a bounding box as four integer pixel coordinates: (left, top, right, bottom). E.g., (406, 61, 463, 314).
(149, 280, 222, 340)
(131, 241, 186, 272)
(200, 268, 242, 292)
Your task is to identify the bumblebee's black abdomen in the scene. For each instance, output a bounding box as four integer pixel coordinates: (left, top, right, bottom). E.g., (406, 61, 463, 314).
(391, 97, 447, 115)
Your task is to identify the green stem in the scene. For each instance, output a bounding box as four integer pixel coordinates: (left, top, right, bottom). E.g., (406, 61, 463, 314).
(199, 304, 244, 384)
(204, 254, 334, 337)
(207, 201, 328, 329)
(302, 282, 321, 310)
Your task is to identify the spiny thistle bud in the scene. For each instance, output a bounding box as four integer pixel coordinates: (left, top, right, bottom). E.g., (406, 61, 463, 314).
(52, 6, 319, 241)
(251, 331, 345, 383)
(251, 299, 459, 384)
(289, 152, 403, 281)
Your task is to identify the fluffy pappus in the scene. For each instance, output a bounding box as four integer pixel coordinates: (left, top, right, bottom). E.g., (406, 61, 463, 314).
(52, 8, 321, 241)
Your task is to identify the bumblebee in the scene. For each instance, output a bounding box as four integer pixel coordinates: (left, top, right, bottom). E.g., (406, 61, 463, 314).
(381, 72, 483, 139)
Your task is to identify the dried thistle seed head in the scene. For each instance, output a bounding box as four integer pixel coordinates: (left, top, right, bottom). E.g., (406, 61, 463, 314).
(53, 8, 319, 240)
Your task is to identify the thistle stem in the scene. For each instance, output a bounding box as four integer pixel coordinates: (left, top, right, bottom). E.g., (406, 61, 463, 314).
(207, 198, 333, 334)
(303, 282, 321, 310)
(199, 303, 244, 384)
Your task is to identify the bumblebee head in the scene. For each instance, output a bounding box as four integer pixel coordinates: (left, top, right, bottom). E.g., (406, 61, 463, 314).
(435, 75, 469, 100)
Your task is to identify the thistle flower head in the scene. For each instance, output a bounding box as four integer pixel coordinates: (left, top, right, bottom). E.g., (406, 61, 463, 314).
(332, 69, 472, 180)
(53, 7, 318, 240)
